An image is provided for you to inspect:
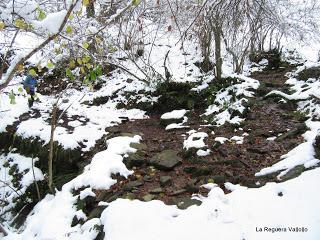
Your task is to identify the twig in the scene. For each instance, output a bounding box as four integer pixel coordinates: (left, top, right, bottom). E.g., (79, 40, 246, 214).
(31, 155, 41, 202)
(108, 62, 148, 84)
(175, 0, 210, 46)
(0, 180, 23, 198)
(0, 0, 81, 91)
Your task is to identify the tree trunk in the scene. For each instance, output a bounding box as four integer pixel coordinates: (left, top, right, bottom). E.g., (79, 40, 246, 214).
(214, 27, 222, 82)
(48, 103, 57, 193)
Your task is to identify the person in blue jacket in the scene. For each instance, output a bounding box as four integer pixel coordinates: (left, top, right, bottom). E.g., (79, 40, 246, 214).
(23, 73, 38, 108)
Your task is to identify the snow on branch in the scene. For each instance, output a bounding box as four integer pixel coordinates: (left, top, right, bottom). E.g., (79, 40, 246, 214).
(0, 0, 81, 91)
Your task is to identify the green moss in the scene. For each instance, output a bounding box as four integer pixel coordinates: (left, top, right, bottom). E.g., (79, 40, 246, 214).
(153, 81, 197, 112)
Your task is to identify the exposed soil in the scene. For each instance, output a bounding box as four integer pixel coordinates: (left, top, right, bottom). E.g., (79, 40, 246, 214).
(95, 67, 305, 207)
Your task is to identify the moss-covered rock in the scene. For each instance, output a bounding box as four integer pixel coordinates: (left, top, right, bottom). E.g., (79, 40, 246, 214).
(298, 66, 320, 81)
(249, 49, 281, 69)
(276, 123, 307, 142)
(0, 131, 82, 175)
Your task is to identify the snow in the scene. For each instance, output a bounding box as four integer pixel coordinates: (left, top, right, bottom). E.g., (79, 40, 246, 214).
(0, 153, 44, 225)
(67, 136, 140, 190)
(106, 135, 141, 155)
(1, 2, 320, 238)
(267, 136, 277, 141)
(183, 131, 208, 150)
(161, 109, 188, 119)
(0, 78, 146, 151)
(0, 90, 29, 132)
(3, 134, 141, 239)
(215, 137, 229, 144)
(266, 90, 310, 100)
(4, 0, 38, 21)
(165, 123, 189, 130)
(230, 136, 244, 144)
(99, 168, 320, 240)
(1, 153, 44, 188)
(79, 188, 96, 200)
(165, 116, 189, 130)
(204, 75, 259, 126)
(196, 149, 211, 157)
(33, 10, 68, 34)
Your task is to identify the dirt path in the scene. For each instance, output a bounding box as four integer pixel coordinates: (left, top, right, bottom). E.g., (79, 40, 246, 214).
(92, 67, 305, 209)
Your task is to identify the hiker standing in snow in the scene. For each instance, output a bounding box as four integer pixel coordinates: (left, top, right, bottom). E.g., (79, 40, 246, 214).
(23, 72, 38, 108)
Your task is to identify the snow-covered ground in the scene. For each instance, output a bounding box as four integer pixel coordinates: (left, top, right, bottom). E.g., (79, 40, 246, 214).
(1, 7, 320, 239)
(2, 133, 320, 239)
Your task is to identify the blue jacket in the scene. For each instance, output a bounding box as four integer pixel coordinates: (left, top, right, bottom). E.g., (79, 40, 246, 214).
(23, 75, 37, 92)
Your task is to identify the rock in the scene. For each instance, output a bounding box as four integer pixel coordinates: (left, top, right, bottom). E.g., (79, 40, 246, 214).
(150, 150, 182, 171)
(160, 118, 184, 127)
(124, 193, 136, 200)
(280, 165, 306, 181)
(123, 180, 144, 191)
(212, 175, 226, 184)
(106, 126, 121, 134)
(185, 179, 199, 193)
(120, 133, 136, 137)
(177, 198, 202, 210)
(170, 189, 187, 196)
(181, 148, 198, 158)
(71, 215, 83, 227)
(160, 176, 172, 187)
(149, 187, 164, 194)
(143, 175, 152, 182)
(276, 123, 307, 142)
(130, 142, 147, 151)
(124, 152, 147, 168)
(241, 179, 259, 188)
(255, 129, 274, 138)
(298, 66, 320, 81)
(142, 194, 155, 202)
(97, 191, 121, 202)
(95, 229, 105, 240)
(183, 166, 213, 177)
(88, 205, 107, 220)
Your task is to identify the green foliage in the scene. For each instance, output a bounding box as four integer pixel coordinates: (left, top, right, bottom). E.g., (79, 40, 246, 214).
(82, 42, 89, 49)
(83, 65, 103, 86)
(132, 0, 141, 6)
(29, 69, 37, 77)
(82, 0, 90, 6)
(47, 60, 54, 69)
(66, 25, 73, 34)
(9, 90, 16, 104)
(0, 21, 5, 30)
(37, 8, 46, 20)
(66, 68, 75, 81)
(14, 19, 28, 29)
